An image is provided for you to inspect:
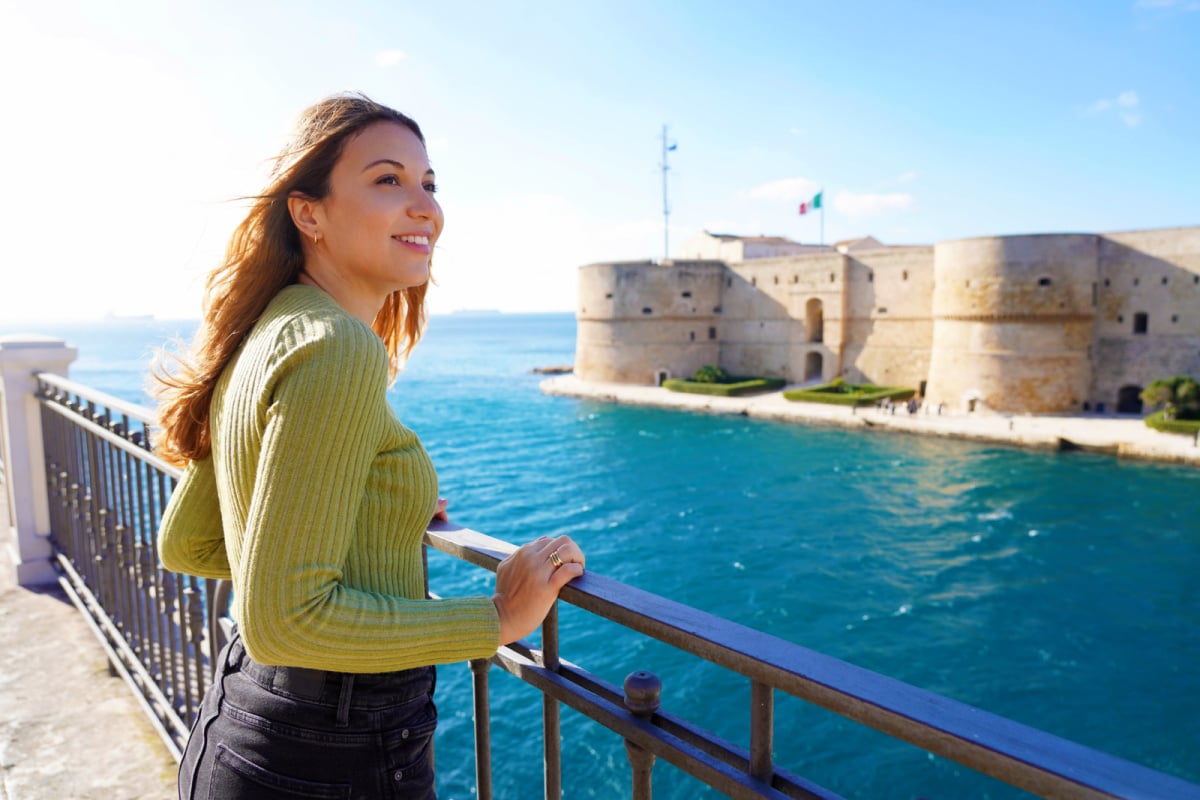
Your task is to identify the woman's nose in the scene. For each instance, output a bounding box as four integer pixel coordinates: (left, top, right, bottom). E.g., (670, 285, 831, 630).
(408, 189, 439, 221)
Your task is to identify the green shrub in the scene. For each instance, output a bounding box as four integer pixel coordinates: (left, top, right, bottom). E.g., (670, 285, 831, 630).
(664, 377, 787, 397)
(691, 364, 730, 384)
(1144, 409, 1200, 435)
(1142, 375, 1200, 420)
(784, 381, 915, 406)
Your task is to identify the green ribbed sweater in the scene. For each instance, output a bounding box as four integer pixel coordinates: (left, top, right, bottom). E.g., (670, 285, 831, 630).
(157, 285, 500, 672)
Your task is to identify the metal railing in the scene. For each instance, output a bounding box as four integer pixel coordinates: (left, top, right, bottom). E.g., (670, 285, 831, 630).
(34, 371, 1200, 799)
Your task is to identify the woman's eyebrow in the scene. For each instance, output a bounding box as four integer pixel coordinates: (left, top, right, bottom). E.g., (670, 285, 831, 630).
(362, 158, 435, 178)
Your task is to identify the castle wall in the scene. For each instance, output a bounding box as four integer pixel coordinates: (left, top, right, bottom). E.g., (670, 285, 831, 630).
(575, 226, 1200, 413)
(925, 234, 1098, 413)
(840, 247, 935, 389)
(575, 261, 724, 384)
(1091, 227, 1200, 407)
(721, 255, 847, 382)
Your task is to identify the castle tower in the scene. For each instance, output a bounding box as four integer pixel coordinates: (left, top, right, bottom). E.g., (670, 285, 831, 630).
(924, 234, 1098, 413)
(575, 260, 726, 384)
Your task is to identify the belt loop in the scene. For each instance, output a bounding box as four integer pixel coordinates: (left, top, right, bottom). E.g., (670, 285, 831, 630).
(336, 674, 355, 728)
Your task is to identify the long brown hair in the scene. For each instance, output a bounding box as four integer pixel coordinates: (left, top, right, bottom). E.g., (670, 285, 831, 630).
(153, 92, 430, 466)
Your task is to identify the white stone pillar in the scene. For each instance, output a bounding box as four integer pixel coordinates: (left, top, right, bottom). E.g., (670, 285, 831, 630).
(0, 335, 78, 586)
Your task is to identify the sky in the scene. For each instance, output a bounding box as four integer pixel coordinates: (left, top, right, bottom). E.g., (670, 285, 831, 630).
(2, 0, 1198, 323)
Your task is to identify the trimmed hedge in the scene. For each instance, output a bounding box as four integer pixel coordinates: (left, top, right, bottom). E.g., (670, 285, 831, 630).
(663, 376, 787, 397)
(1144, 409, 1200, 435)
(784, 382, 915, 406)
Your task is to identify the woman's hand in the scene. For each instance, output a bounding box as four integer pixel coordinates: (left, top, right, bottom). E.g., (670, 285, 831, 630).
(432, 498, 449, 523)
(492, 535, 585, 645)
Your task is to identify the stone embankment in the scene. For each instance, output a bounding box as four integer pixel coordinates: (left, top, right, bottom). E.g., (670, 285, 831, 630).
(540, 375, 1200, 467)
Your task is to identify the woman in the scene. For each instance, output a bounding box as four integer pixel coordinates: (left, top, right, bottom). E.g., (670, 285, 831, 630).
(154, 92, 584, 799)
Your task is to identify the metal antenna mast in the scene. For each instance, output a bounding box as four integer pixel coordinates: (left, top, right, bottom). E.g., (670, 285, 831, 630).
(660, 125, 676, 261)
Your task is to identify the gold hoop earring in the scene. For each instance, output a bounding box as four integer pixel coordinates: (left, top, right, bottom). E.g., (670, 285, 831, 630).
(312, 232, 319, 245)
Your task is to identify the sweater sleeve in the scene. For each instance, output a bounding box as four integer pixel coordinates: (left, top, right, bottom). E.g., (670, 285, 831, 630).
(157, 457, 232, 579)
(234, 325, 499, 672)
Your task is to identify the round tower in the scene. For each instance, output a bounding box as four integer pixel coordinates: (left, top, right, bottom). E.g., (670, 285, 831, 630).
(924, 234, 1098, 413)
(575, 260, 725, 384)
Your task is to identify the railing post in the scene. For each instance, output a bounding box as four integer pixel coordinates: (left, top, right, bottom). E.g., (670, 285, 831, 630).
(470, 657, 494, 800)
(542, 603, 562, 800)
(0, 336, 78, 586)
(750, 680, 775, 782)
(623, 670, 661, 800)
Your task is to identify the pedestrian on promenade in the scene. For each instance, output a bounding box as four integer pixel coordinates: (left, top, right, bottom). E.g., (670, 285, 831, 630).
(152, 92, 585, 799)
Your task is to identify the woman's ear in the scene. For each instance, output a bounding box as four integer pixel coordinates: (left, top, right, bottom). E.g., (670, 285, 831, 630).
(287, 191, 322, 244)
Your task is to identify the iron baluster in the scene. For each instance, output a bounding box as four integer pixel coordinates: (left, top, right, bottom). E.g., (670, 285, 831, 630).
(750, 680, 774, 783)
(542, 603, 562, 800)
(470, 657, 493, 800)
(624, 670, 662, 800)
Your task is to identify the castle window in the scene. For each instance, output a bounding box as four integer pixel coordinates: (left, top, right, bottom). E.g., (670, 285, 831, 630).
(605, 293, 613, 299)
(1172, 314, 1179, 323)
(1038, 277, 1052, 286)
(1117, 314, 1124, 323)
(1133, 278, 1140, 286)
(829, 273, 835, 283)
(868, 272, 874, 283)
(877, 307, 888, 314)
(1133, 312, 1148, 334)
(902, 270, 909, 281)
(643, 307, 653, 315)
(1195, 276, 1199, 284)
(727, 277, 733, 288)
(681, 291, 692, 298)
(1104, 278, 1111, 287)
(792, 275, 799, 284)
(708, 327, 716, 339)
(713, 306, 722, 313)
(1162, 277, 1169, 285)
(774, 275, 779, 285)
(965, 279, 971, 287)
(752, 277, 757, 287)
(690, 331, 695, 341)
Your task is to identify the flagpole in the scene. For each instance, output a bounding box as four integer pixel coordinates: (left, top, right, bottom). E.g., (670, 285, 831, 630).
(820, 187, 825, 246)
(661, 125, 670, 261)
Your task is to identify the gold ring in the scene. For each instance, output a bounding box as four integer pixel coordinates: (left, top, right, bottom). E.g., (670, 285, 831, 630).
(549, 550, 564, 569)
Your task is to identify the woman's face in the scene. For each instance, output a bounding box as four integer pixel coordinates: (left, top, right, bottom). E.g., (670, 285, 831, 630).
(312, 121, 443, 299)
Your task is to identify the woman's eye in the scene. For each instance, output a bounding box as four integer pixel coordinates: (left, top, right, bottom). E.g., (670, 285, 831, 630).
(423, 182, 439, 194)
(377, 175, 400, 186)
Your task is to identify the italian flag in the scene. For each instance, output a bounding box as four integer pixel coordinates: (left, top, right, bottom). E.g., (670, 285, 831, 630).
(798, 191, 823, 215)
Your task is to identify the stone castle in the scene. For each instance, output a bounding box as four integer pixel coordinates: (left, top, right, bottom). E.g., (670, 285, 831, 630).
(573, 225, 1200, 414)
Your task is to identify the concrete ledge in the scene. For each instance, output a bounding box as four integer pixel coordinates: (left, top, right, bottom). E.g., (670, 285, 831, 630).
(540, 375, 1200, 467)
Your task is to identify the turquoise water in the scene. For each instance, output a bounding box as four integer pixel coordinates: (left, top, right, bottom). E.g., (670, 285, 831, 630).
(32, 314, 1200, 799)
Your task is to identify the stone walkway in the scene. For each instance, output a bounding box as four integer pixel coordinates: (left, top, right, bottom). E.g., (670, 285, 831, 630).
(541, 375, 1200, 467)
(0, 484, 177, 800)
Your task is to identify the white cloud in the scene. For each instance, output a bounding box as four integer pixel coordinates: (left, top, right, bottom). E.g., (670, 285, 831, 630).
(833, 191, 915, 218)
(374, 49, 407, 66)
(1087, 90, 1141, 127)
(745, 177, 821, 202)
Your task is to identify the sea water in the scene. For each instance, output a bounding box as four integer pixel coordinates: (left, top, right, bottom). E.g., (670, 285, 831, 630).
(30, 314, 1200, 799)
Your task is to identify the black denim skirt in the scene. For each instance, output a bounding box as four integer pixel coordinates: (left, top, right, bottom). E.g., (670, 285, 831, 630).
(179, 630, 438, 799)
